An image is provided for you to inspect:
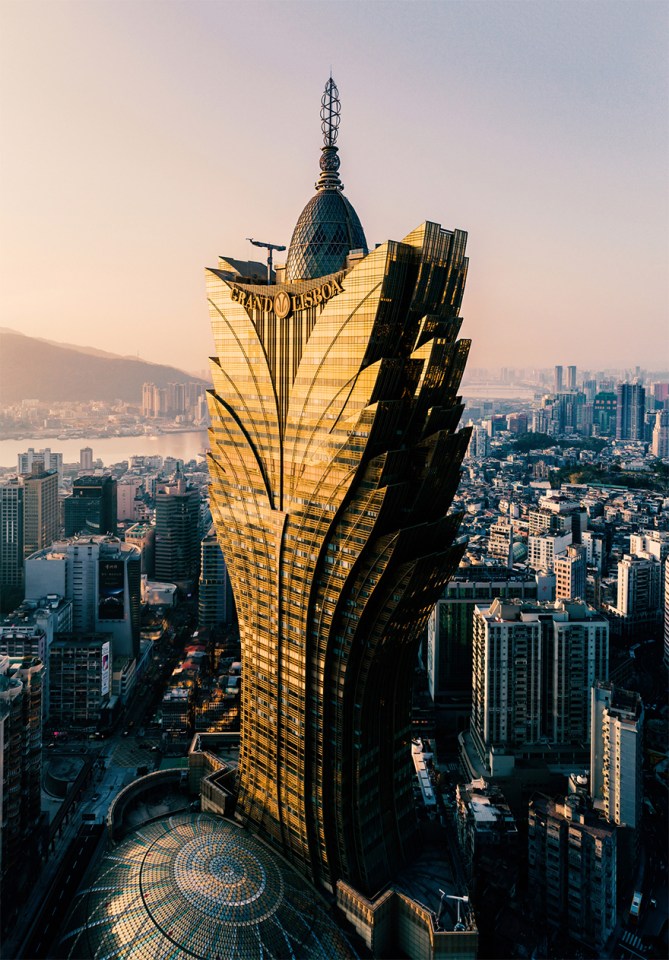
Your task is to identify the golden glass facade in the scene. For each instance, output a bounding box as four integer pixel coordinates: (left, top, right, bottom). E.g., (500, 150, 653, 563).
(206, 220, 471, 896)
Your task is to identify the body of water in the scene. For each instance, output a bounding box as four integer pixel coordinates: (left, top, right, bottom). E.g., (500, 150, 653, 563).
(0, 430, 210, 470)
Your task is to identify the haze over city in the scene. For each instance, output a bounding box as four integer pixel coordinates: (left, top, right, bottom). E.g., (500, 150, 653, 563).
(1, 0, 667, 376)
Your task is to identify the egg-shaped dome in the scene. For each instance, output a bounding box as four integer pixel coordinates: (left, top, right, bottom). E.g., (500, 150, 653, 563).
(285, 78, 368, 281)
(58, 813, 358, 959)
(285, 188, 367, 281)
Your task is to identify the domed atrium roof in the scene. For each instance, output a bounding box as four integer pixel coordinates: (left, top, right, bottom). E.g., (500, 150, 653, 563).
(285, 78, 368, 281)
(59, 813, 358, 959)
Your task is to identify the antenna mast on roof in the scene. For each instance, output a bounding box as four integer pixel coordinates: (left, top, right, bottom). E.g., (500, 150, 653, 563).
(247, 238, 286, 285)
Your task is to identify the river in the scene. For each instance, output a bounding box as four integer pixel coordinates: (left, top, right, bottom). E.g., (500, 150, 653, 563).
(0, 430, 210, 470)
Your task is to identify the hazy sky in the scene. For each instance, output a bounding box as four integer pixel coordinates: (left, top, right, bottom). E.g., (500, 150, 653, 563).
(1, 0, 667, 376)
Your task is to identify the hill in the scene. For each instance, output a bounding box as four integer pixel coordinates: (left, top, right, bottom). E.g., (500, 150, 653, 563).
(0, 330, 208, 403)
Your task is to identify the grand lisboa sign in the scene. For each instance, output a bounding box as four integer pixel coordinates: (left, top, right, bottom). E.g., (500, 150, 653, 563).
(230, 273, 344, 320)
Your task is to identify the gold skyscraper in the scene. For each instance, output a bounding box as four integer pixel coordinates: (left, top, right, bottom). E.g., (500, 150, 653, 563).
(206, 79, 471, 896)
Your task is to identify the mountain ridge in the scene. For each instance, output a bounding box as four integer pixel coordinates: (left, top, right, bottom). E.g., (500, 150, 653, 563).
(0, 330, 209, 403)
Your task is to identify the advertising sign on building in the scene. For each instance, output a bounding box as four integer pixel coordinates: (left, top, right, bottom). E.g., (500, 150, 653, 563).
(98, 560, 125, 620)
(101, 640, 110, 697)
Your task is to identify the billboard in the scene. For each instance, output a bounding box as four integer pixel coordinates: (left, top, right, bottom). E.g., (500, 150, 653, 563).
(101, 640, 110, 697)
(98, 560, 125, 621)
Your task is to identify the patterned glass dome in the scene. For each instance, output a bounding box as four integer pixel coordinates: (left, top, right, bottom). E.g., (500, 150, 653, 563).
(285, 188, 368, 281)
(58, 813, 358, 959)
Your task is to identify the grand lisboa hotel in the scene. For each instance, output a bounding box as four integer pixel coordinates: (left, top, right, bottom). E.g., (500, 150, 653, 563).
(59, 80, 476, 960)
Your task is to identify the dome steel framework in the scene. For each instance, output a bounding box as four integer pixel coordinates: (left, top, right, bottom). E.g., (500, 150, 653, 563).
(58, 814, 357, 959)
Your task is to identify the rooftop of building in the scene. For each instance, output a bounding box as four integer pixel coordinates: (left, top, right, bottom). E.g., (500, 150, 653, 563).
(27, 535, 140, 561)
(478, 597, 605, 624)
(457, 779, 517, 833)
(58, 813, 358, 959)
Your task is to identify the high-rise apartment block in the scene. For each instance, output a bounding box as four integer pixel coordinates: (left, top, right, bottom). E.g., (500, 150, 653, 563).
(554, 365, 563, 393)
(651, 409, 669, 458)
(49, 633, 111, 729)
(567, 365, 577, 390)
(154, 478, 200, 585)
(0, 654, 44, 928)
(22, 469, 59, 559)
(0, 595, 72, 720)
(527, 531, 572, 572)
(198, 529, 235, 627)
(554, 545, 586, 601)
(18, 447, 63, 480)
(80, 447, 93, 471)
(471, 599, 608, 772)
(25, 536, 141, 659)
(488, 517, 514, 566)
(63, 474, 117, 537)
(206, 77, 471, 901)
(528, 493, 586, 542)
(426, 570, 538, 705)
(116, 478, 144, 522)
(528, 793, 616, 953)
(590, 682, 644, 832)
(0, 478, 24, 601)
(613, 553, 662, 636)
(124, 522, 155, 577)
(616, 383, 645, 441)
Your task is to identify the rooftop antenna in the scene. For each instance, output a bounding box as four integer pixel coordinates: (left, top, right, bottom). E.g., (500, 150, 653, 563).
(445, 893, 470, 931)
(247, 238, 286, 285)
(316, 76, 343, 192)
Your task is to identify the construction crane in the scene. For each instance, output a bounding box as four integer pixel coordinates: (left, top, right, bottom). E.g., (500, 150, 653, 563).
(247, 238, 286, 285)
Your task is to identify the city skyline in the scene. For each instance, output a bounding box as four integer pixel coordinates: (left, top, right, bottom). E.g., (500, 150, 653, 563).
(1, 1, 667, 374)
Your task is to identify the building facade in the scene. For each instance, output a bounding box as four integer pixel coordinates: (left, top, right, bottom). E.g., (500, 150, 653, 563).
(22, 469, 59, 559)
(154, 478, 200, 585)
(206, 82, 471, 896)
(25, 536, 141, 659)
(198, 528, 235, 627)
(63, 474, 117, 537)
(0, 478, 24, 602)
(528, 793, 616, 953)
(616, 383, 645, 441)
(425, 569, 538, 704)
(590, 681, 644, 832)
(0, 654, 44, 931)
(471, 599, 608, 770)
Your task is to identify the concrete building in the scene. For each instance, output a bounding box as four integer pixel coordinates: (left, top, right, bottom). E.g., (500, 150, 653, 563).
(590, 682, 644, 832)
(613, 553, 663, 636)
(63, 474, 117, 537)
(651, 409, 669, 458)
(426, 570, 538, 707)
(616, 383, 645, 441)
(80, 447, 93, 471)
(17, 447, 63, 480)
(471, 599, 608, 772)
(124, 522, 155, 577)
(198, 529, 235, 627)
(49, 633, 111, 729)
(0, 595, 72, 721)
(25, 536, 141, 659)
(554, 545, 586, 601)
(0, 654, 44, 930)
(527, 530, 572, 572)
(22, 469, 59, 559)
(116, 478, 144, 522)
(488, 517, 514, 566)
(0, 478, 24, 602)
(528, 793, 616, 953)
(455, 777, 517, 882)
(154, 478, 200, 586)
